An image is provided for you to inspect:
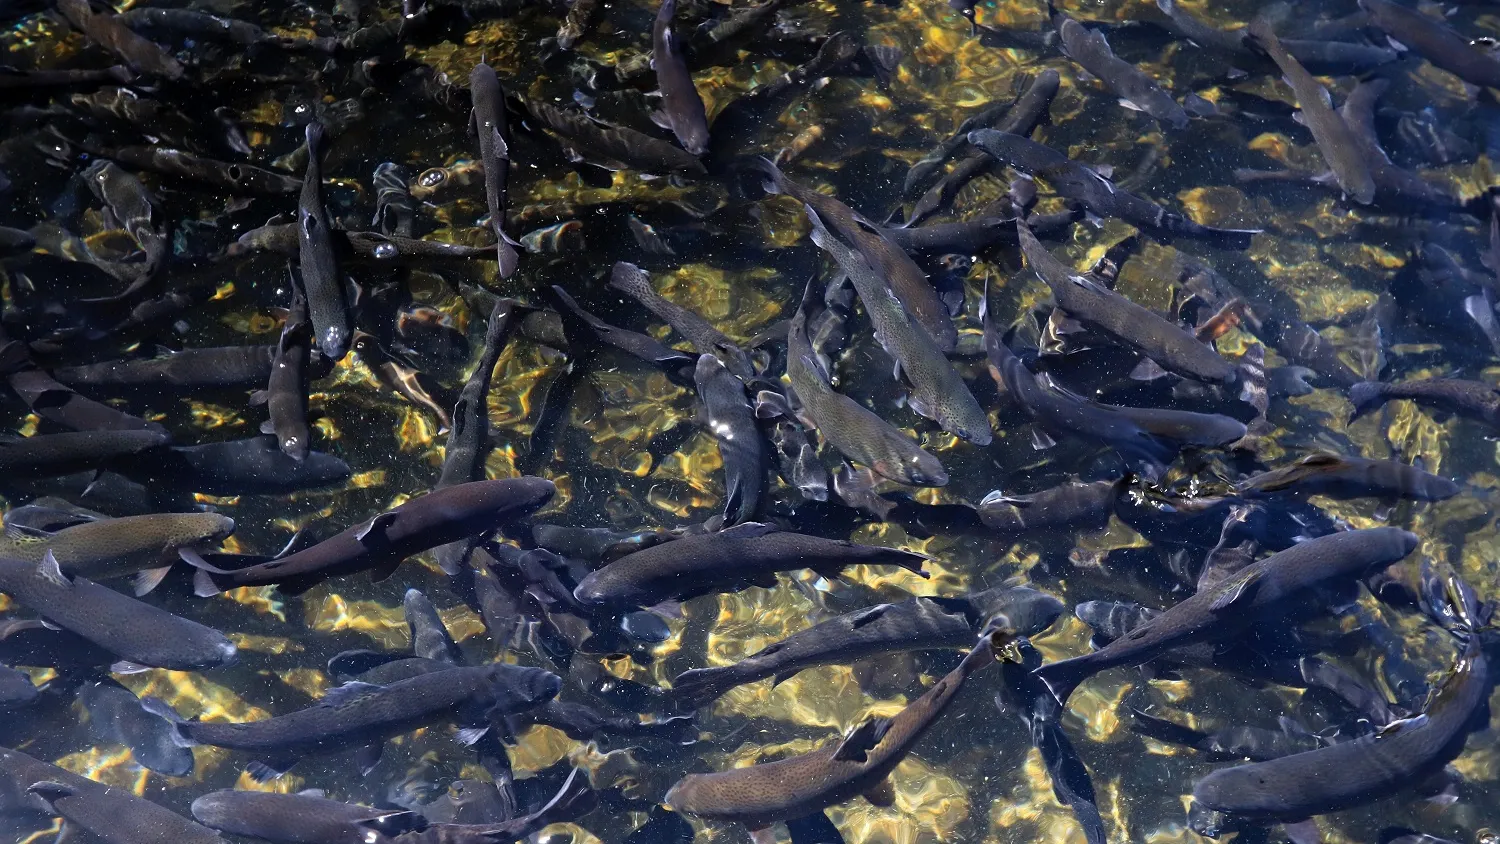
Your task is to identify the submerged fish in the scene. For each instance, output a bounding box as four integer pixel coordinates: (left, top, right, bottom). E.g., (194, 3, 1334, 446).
(1054, 14, 1188, 129)
(1349, 378, 1500, 428)
(693, 354, 765, 526)
(298, 120, 352, 361)
(651, 0, 711, 155)
(191, 790, 417, 844)
(1238, 453, 1460, 501)
(0, 511, 233, 595)
(470, 63, 520, 278)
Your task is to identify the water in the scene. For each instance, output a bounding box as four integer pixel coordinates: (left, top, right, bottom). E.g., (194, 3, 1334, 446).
(1, 0, 1499, 842)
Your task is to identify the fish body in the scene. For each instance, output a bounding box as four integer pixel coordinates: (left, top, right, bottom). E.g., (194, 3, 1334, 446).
(1055, 16, 1187, 129)
(372, 163, 416, 237)
(192, 477, 554, 595)
(1032, 527, 1418, 704)
(521, 98, 707, 176)
(574, 522, 928, 609)
(1106, 404, 1247, 447)
(1360, 0, 1500, 89)
(56, 0, 184, 80)
(159, 664, 560, 777)
(82, 679, 195, 777)
(1348, 378, 1500, 427)
(612, 262, 752, 378)
(0, 429, 168, 476)
(120, 436, 350, 495)
(976, 479, 1122, 533)
(1246, 19, 1375, 204)
(90, 146, 301, 195)
(1012, 219, 1236, 384)
(265, 292, 313, 462)
(671, 587, 1059, 707)
(1338, 79, 1456, 206)
(786, 279, 946, 486)
(191, 790, 416, 844)
(436, 299, 516, 503)
(651, 0, 711, 155)
(0, 553, 236, 671)
(693, 354, 765, 526)
(55, 345, 283, 391)
(470, 64, 520, 278)
(1238, 453, 1460, 501)
(1194, 632, 1489, 819)
(0, 511, 232, 591)
(665, 633, 1000, 829)
(298, 121, 352, 361)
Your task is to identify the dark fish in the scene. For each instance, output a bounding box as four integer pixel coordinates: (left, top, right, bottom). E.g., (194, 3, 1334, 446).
(1106, 404, 1248, 447)
(787, 811, 846, 843)
(519, 97, 708, 177)
(693, 354, 765, 526)
(1338, 79, 1456, 206)
(968, 130, 1259, 248)
(86, 145, 302, 196)
(1032, 527, 1419, 704)
(650, 0, 710, 157)
(548, 285, 696, 370)
(405, 588, 463, 665)
(802, 204, 990, 444)
(556, 0, 600, 49)
(664, 631, 1003, 830)
(0, 429, 168, 477)
(1054, 14, 1188, 129)
(149, 663, 560, 780)
(0, 664, 38, 710)
(298, 121, 353, 361)
(509, 699, 696, 744)
(231, 223, 491, 263)
(783, 278, 947, 486)
(1154, 0, 1397, 72)
(353, 332, 452, 433)
(118, 436, 350, 496)
(901, 95, 1016, 203)
(56, 0, 184, 80)
(118, 7, 333, 51)
(1348, 377, 1500, 428)
(0, 65, 134, 90)
(0, 226, 33, 257)
(261, 291, 313, 462)
(470, 64, 520, 278)
(982, 295, 1174, 472)
(371, 767, 594, 844)
(82, 679, 195, 777)
(372, 163, 416, 237)
(1193, 627, 1488, 819)
(1245, 19, 1375, 204)
(79, 159, 165, 302)
(1238, 453, 1460, 501)
(1360, 0, 1500, 89)
(1012, 219, 1237, 384)
(0, 511, 233, 594)
(766, 415, 829, 502)
(670, 586, 1060, 707)
(574, 521, 929, 610)
(907, 69, 1060, 227)
(0, 618, 117, 670)
(761, 160, 957, 352)
(191, 477, 555, 595)
(8, 370, 164, 434)
(54, 345, 284, 391)
(0, 552, 236, 671)
(1128, 709, 1320, 762)
(611, 262, 752, 379)
(976, 478, 1123, 534)
(191, 790, 417, 844)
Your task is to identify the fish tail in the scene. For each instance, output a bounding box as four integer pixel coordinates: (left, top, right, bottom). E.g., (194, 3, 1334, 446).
(190, 567, 230, 598)
(669, 667, 733, 708)
(1032, 657, 1090, 706)
(1347, 381, 1386, 421)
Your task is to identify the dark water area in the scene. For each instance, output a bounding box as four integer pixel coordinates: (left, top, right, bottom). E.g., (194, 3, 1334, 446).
(1, 0, 1500, 842)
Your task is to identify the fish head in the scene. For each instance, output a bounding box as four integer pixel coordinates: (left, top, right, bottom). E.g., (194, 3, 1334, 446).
(483, 663, 562, 709)
(878, 451, 949, 488)
(320, 325, 351, 361)
(966, 586, 1065, 637)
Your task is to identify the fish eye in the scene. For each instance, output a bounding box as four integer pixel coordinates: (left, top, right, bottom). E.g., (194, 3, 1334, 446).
(228, 165, 243, 181)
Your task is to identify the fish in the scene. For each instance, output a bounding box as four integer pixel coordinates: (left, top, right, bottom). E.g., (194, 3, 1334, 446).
(1053, 13, 1188, 129)
(0, 429, 168, 477)
(976, 478, 1124, 534)
(1128, 709, 1322, 763)
(55, 0, 184, 80)
(1032, 527, 1419, 704)
(968, 130, 1259, 248)
(0, 511, 233, 595)
(765, 415, 830, 502)
(1192, 618, 1488, 820)
(574, 521, 929, 610)
(1348, 378, 1500, 428)
(5, 367, 166, 434)
(117, 7, 334, 52)
(190, 477, 555, 595)
(147, 663, 561, 780)
(371, 768, 595, 843)
(610, 262, 753, 379)
(1338, 79, 1457, 206)
(548, 285, 696, 370)
(1238, 453, 1460, 502)
(787, 811, 846, 843)
(298, 120, 353, 361)
(405, 588, 464, 665)
(0, 551, 236, 672)
(117, 436, 351, 496)
(1359, 0, 1500, 89)
(801, 204, 990, 444)
(556, 0, 600, 49)
(353, 331, 453, 433)
(1012, 219, 1238, 384)
(982, 294, 1174, 472)
(519, 97, 708, 177)
(191, 790, 419, 844)
(77, 159, 165, 302)
(782, 277, 947, 486)
(650, 0, 711, 155)
(664, 630, 1006, 831)
(260, 289, 313, 462)
(81, 679, 196, 777)
(1244, 19, 1375, 205)
(1105, 404, 1248, 448)
(900, 94, 1017, 203)
(83, 145, 302, 195)
(231, 223, 492, 263)
(670, 586, 1060, 707)
(371, 162, 416, 237)
(54, 345, 289, 391)
(470, 63, 520, 278)
(0, 747, 223, 844)
(760, 159, 957, 352)
(0, 65, 135, 90)
(1153, 0, 1398, 72)
(693, 354, 765, 526)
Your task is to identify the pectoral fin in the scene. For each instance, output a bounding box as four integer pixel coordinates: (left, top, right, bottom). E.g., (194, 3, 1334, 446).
(833, 716, 892, 763)
(1209, 568, 1261, 611)
(354, 511, 398, 544)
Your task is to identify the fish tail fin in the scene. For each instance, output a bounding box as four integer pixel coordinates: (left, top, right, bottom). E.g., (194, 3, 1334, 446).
(191, 567, 230, 598)
(1347, 381, 1385, 421)
(139, 696, 198, 748)
(670, 667, 733, 708)
(1032, 657, 1090, 706)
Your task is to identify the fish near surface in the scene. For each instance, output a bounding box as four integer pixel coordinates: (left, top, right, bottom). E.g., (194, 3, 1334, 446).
(650, 0, 711, 155)
(0, 511, 233, 595)
(0, 552, 236, 672)
(118, 436, 351, 495)
(149, 662, 561, 780)
(1238, 453, 1460, 502)
(784, 276, 947, 487)
(573, 521, 929, 610)
(1245, 18, 1375, 205)
(693, 353, 765, 526)
(298, 120, 353, 361)
(262, 289, 313, 461)
(976, 478, 1124, 534)
(1359, 0, 1500, 90)
(82, 678, 195, 777)
(611, 261, 753, 379)
(0, 429, 169, 476)
(664, 630, 1008, 830)
(191, 476, 555, 595)
(1032, 527, 1419, 704)
(56, 0, 184, 80)
(1053, 15, 1188, 129)
(470, 63, 520, 279)
(1349, 377, 1500, 428)
(191, 789, 419, 843)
